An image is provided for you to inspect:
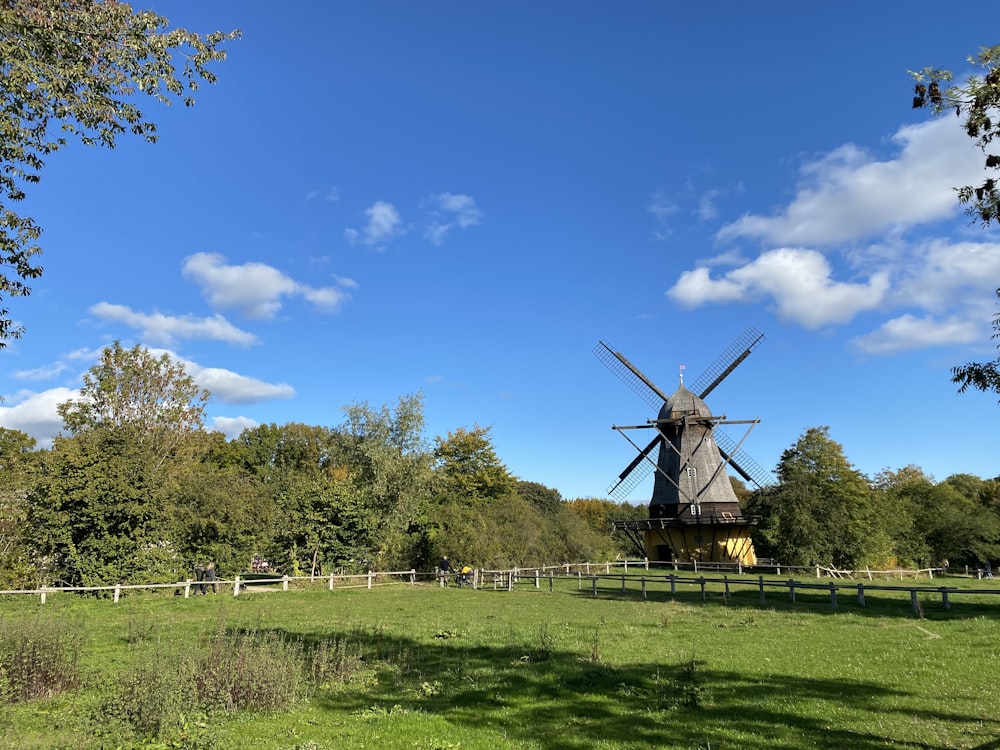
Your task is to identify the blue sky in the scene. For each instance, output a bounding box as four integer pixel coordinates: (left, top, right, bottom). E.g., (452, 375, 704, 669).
(2, 1, 999, 500)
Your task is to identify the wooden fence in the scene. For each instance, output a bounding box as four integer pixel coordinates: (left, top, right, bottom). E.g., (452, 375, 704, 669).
(2, 560, 994, 614)
(483, 568, 1000, 615)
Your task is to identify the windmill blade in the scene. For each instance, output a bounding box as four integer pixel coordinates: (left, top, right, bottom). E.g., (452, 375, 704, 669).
(690, 326, 765, 400)
(607, 433, 661, 499)
(714, 430, 775, 489)
(608, 456, 656, 500)
(594, 341, 669, 411)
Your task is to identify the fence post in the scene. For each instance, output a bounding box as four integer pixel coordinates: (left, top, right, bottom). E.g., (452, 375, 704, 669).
(606, 563, 610, 574)
(534, 570, 539, 588)
(592, 576, 598, 597)
(282, 575, 289, 591)
(40, 586, 46, 605)
(641, 577, 647, 599)
(829, 582, 837, 609)
(723, 575, 730, 598)
(910, 589, 920, 615)
(738, 561, 743, 575)
(233, 575, 241, 597)
(114, 584, 121, 604)
(941, 587, 950, 610)
(669, 574, 676, 596)
(699, 577, 706, 601)
(758, 575, 765, 605)
(329, 574, 335, 591)
(410, 569, 416, 585)
(508, 571, 513, 592)
(621, 574, 626, 593)
(184, 580, 192, 598)
(549, 573, 554, 592)
(789, 580, 795, 603)
(624, 559, 628, 572)
(857, 583, 865, 606)
(816, 565, 820, 578)
(578, 571, 582, 589)
(693, 560, 698, 573)
(367, 571, 373, 589)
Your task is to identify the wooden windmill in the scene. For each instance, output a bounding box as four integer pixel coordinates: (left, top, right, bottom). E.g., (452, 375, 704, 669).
(594, 328, 772, 565)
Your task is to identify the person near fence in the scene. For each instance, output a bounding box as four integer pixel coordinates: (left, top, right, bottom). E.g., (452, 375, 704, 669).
(194, 561, 205, 594)
(986, 561, 994, 580)
(206, 561, 217, 593)
(439, 556, 451, 584)
(458, 565, 473, 587)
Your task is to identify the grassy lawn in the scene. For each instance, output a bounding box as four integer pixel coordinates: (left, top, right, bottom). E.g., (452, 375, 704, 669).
(2, 574, 999, 749)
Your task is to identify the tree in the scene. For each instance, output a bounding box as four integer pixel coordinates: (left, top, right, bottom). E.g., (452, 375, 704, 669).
(57, 341, 209, 466)
(951, 288, 1000, 399)
(911, 48, 1000, 398)
(748, 427, 887, 567)
(337, 394, 434, 568)
(0, 427, 39, 587)
(30, 429, 176, 585)
(0, 1, 238, 345)
(433, 425, 514, 502)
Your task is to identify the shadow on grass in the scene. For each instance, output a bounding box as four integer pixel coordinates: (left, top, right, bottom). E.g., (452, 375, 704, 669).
(251, 621, 999, 750)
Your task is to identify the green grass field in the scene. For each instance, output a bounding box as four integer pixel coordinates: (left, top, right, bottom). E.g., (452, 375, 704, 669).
(2, 574, 1000, 749)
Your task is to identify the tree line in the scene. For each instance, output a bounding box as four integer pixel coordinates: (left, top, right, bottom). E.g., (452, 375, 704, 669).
(0, 343, 997, 589)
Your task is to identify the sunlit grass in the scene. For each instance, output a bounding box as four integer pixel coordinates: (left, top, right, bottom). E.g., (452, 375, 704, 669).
(2, 574, 999, 749)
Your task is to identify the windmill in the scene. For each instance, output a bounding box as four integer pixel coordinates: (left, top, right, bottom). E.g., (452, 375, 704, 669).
(594, 327, 772, 565)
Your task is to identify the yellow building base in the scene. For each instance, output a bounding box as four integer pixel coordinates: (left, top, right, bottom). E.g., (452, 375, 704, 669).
(643, 525, 757, 566)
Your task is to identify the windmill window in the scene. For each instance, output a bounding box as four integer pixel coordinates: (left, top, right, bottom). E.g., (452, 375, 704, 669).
(686, 467, 697, 477)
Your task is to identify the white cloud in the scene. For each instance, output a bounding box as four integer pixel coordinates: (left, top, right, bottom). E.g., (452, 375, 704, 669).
(717, 117, 984, 246)
(424, 192, 483, 245)
(89, 302, 258, 346)
(182, 253, 350, 318)
(210, 415, 259, 439)
(851, 314, 982, 354)
(344, 201, 404, 247)
(891, 239, 1000, 311)
(14, 362, 68, 381)
(168, 356, 296, 405)
(668, 247, 890, 328)
(0, 352, 293, 447)
(0, 387, 75, 448)
(698, 189, 722, 221)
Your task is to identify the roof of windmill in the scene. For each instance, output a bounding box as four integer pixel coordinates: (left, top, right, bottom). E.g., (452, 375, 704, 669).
(658, 381, 713, 420)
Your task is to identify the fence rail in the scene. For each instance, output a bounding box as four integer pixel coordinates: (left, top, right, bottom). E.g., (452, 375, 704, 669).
(3, 561, 995, 614)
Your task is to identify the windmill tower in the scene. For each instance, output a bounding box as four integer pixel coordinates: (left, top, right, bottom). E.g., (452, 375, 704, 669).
(594, 328, 772, 565)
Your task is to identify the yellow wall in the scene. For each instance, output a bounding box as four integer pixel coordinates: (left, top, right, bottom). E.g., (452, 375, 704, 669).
(643, 526, 757, 566)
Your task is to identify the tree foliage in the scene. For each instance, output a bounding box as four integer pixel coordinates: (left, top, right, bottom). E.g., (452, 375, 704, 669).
(911, 47, 1000, 399)
(748, 427, 888, 567)
(0, 0, 238, 345)
(57, 341, 209, 466)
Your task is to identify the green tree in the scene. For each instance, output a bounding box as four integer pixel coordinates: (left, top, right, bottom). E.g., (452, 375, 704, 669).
(57, 341, 209, 466)
(748, 427, 886, 568)
(0, 427, 39, 587)
(29, 343, 210, 585)
(0, 1, 238, 345)
(912, 47, 1000, 398)
(338, 394, 433, 568)
(433, 425, 514, 501)
(30, 429, 176, 585)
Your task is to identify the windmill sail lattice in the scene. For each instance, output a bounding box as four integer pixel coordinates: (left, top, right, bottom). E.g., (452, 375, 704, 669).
(595, 329, 771, 565)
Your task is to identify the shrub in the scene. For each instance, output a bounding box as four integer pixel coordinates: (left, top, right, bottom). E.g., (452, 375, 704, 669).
(0, 615, 82, 704)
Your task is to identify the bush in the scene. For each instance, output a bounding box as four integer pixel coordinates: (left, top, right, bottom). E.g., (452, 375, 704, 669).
(0, 615, 83, 704)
